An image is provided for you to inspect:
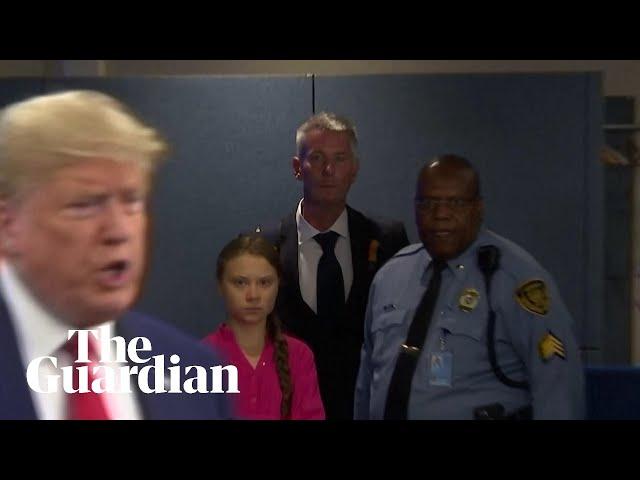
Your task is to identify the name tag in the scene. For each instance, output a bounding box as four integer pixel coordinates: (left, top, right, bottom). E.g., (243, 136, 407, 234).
(428, 351, 453, 387)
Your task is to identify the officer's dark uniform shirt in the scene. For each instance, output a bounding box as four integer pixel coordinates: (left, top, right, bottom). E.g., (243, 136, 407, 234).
(354, 229, 584, 420)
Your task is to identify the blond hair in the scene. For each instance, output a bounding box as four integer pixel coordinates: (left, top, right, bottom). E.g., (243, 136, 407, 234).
(0, 90, 168, 198)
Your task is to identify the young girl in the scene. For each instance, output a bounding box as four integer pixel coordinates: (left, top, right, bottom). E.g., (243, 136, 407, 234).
(203, 235, 325, 420)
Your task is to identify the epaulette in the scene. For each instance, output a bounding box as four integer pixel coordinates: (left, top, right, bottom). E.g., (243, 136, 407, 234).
(389, 244, 424, 261)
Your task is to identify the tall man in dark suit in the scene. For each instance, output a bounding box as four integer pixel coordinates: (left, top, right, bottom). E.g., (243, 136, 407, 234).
(257, 112, 409, 419)
(0, 90, 231, 419)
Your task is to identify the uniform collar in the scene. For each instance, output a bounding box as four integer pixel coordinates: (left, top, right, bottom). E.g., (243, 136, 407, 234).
(422, 228, 491, 283)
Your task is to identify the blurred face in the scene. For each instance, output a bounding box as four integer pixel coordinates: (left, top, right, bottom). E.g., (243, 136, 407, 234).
(1, 158, 150, 327)
(415, 165, 483, 261)
(219, 253, 279, 327)
(293, 129, 359, 207)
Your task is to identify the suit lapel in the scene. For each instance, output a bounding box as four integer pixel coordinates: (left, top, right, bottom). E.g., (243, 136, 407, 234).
(284, 206, 373, 309)
(0, 292, 39, 419)
(279, 206, 375, 320)
(278, 210, 318, 322)
(347, 206, 372, 306)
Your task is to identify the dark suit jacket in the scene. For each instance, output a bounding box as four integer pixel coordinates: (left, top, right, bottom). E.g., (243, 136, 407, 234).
(259, 205, 409, 419)
(0, 292, 231, 420)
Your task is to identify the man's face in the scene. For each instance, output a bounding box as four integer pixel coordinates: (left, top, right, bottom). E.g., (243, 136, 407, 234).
(293, 129, 359, 207)
(1, 158, 150, 327)
(415, 166, 483, 261)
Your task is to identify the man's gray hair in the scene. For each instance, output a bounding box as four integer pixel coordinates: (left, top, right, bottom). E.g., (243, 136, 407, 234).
(295, 111, 358, 160)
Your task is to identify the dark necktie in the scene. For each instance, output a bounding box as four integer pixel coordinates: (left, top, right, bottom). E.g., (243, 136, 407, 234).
(384, 259, 447, 420)
(314, 231, 345, 324)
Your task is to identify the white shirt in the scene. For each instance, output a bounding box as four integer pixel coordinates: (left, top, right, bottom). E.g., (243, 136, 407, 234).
(0, 262, 142, 420)
(296, 199, 353, 313)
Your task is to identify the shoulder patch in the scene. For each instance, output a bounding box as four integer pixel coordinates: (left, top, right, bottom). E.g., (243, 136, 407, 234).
(515, 279, 549, 316)
(538, 331, 566, 362)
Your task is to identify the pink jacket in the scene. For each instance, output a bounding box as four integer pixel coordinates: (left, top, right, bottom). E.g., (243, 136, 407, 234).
(203, 324, 325, 420)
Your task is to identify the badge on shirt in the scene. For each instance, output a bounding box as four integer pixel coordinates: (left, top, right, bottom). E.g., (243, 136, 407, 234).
(458, 288, 480, 312)
(515, 279, 550, 316)
(538, 331, 566, 362)
(428, 351, 453, 387)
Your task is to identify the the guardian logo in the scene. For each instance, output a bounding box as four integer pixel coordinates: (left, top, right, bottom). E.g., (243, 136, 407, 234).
(26, 327, 239, 394)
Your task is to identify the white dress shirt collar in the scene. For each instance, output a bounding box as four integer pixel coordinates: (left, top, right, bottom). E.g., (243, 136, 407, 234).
(296, 199, 350, 245)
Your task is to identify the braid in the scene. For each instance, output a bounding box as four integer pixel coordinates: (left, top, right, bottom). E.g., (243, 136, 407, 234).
(267, 312, 292, 419)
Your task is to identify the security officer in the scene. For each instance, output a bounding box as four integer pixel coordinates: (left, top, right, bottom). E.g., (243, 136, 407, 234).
(354, 154, 584, 420)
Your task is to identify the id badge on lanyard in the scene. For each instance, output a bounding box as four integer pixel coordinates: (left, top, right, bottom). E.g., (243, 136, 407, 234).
(428, 333, 453, 387)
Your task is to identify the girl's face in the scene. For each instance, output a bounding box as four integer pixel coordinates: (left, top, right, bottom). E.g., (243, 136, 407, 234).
(219, 253, 279, 327)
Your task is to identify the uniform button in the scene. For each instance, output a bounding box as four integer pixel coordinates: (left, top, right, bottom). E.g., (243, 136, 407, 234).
(262, 361, 266, 367)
